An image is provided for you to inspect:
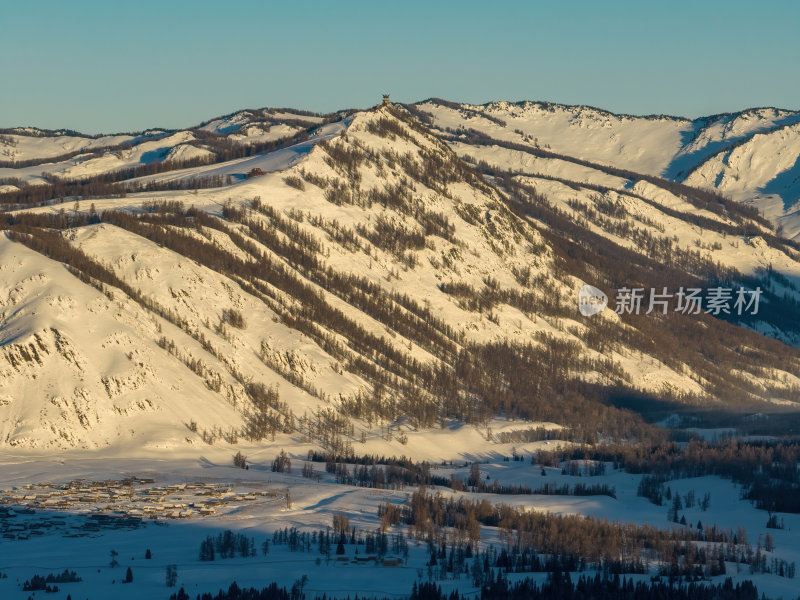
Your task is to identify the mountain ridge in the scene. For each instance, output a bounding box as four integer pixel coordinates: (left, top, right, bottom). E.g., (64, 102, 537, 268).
(1, 104, 799, 451)
(414, 99, 800, 239)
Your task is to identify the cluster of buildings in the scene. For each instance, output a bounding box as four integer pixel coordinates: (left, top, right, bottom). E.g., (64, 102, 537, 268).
(0, 477, 280, 540)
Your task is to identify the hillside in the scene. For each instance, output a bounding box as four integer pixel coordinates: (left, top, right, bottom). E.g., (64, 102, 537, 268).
(414, 99, 800, 240)
(0, 108, 337, 196)
(0, 105, 799, 450)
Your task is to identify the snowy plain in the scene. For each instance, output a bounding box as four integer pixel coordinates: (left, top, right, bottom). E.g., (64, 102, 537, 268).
(1, 437, 799, 600)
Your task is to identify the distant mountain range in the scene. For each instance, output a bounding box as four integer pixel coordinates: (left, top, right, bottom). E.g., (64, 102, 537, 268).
(415, 99, 800, 238)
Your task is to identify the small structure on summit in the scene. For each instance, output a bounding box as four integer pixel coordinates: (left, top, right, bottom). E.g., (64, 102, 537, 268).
(382, 94, 391, 106)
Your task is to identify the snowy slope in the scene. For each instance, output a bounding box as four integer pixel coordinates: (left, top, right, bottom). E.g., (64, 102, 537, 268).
(685, 122, 800, 231)
(417, 99, 800, 238)
(2, 105, 799, 451)
(666, 108, 800, 180)
(0, 130, 135, 162)
(417, 99, 800, 180)
(0, 108, 335, 191)
(0, 235, 247, 449)
(123, 119, 350, 188)
(417, 99, 690, 175)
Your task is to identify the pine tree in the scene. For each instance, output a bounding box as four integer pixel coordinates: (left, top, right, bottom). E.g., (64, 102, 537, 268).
(165, 564, 178, 587)
(272, 450, 292, 473)
(233, 451, 247, 469)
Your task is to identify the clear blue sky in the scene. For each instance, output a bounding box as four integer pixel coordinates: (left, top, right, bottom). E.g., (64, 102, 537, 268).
(2, 0, 798, 134)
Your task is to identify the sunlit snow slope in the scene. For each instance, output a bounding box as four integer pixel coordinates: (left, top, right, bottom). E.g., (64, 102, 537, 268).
(416, 99, 800, 239)
(2, 103, 800, 451)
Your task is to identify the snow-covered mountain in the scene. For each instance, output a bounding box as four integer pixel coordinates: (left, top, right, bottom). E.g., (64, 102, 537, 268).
(2, 102, 800, 450)
(415, 99, 800, 239)
(0, 108, 335, 192)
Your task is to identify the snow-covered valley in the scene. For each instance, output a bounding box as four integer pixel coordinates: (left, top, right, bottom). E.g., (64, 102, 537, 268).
(0, 440, 798, 600)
